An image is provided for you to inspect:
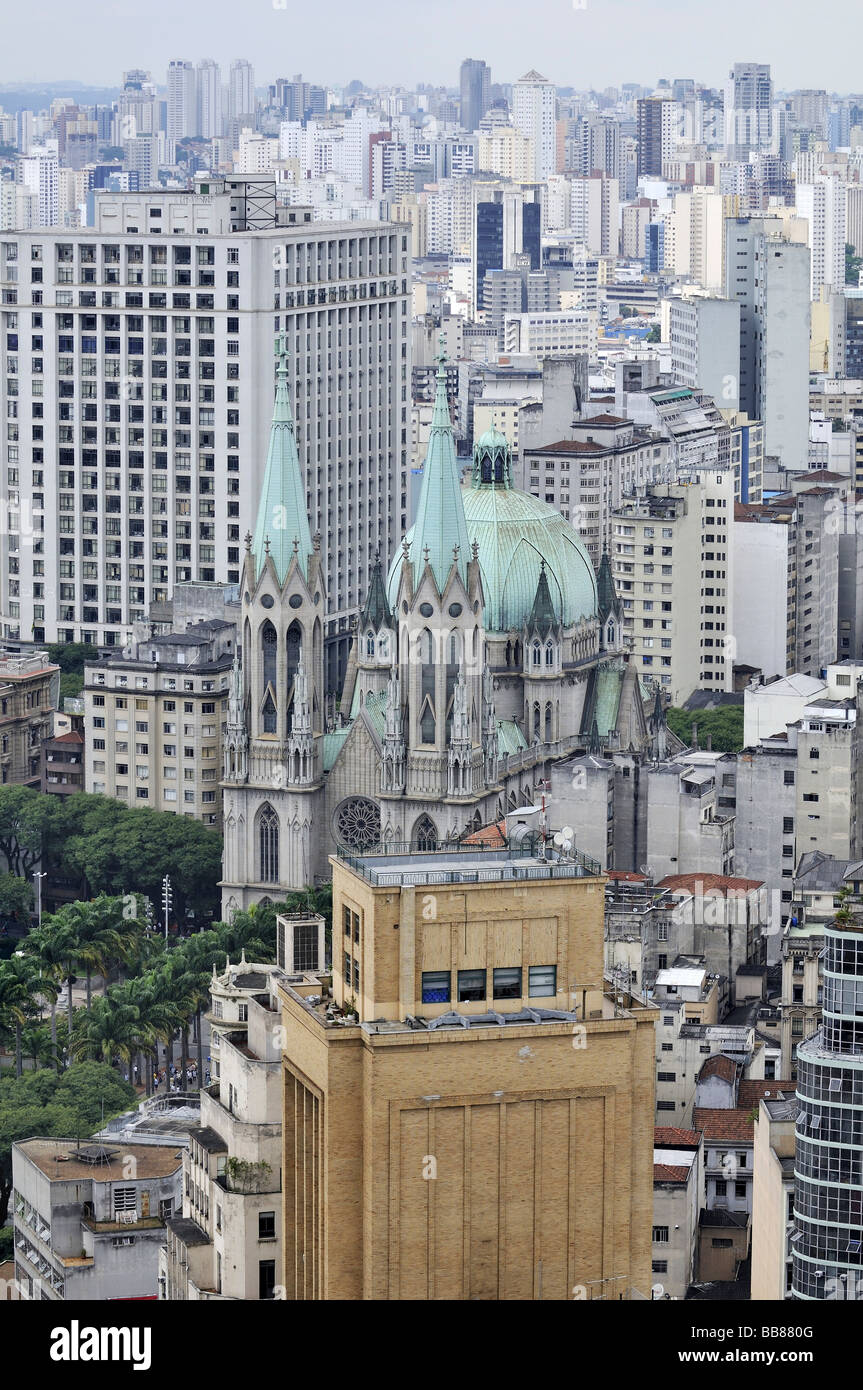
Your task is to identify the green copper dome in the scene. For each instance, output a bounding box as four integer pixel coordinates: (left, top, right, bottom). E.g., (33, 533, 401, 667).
(387, 483, 598, 632)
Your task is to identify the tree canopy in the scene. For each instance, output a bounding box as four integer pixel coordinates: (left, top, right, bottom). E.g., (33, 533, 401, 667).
(667, 705, 744, 753)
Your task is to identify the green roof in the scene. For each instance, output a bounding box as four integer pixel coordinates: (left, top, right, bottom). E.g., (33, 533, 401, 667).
(323, 727, 351, 771)
(406, 344, 471, 593)
(251, 335, 313, 584)
(497, 718, 528, 756)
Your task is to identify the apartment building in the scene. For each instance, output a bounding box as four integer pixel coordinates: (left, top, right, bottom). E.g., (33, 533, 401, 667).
(160, 959, 290, 1300)
(83, 620, 235, 825)
(0, 648, 59, 787)
(667, 296, 741, 411)
(612, 473, 735, 703)
(652, 1127, 704, 1298)
(503, 308, 597, 359)
(12, 1137, 181, 1300)
(751, 1094, 798, 1300)
(521, 415, 666, 564)
(278, 843, 658, 1301)
(0, 198, 410, 691)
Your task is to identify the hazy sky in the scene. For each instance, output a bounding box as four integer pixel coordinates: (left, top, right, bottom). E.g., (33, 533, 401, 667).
(3, 0, 863, 94)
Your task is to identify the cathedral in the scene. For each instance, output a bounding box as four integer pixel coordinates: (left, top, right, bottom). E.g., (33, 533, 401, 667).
(220, 336, 665, 912)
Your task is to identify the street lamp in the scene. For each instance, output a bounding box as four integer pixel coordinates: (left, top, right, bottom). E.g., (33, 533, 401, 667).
(32, 870, 47, 927)
(162, 874, 173, 942)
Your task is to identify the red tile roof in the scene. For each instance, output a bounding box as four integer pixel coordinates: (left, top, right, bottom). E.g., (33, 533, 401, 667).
(657, 873, 764, 894)
(654, 1164, 691, 1183)
(738, 1079, 794, 1108)
(584, 413, 628, 425)
(654, 1127, 701, 1148)
(698, 1054, 738, 1085)
(51, 730, 84, 744)
(693, 1107, 755, 1142)
(531, 439, 605, 454)
(461, 819, 507, 847)
(606, 870, 647, 882)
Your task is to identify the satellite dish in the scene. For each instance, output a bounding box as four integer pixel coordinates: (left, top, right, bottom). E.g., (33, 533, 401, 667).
(553, 832, 564, 847)
(651, 1283, 665, 1299)
(562, 826, 573, 839)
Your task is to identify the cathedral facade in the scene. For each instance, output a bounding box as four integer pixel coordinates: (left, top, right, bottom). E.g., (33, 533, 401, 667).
(220, 337, 662, 913)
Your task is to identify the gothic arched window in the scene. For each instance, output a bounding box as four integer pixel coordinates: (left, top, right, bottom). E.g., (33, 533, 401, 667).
(414, 815, 437, 851)
(532, 641, 541, 667)
(365, 629, 375, 657)
(258, 804, 279, 883)
(334, 796, 381, 852)
(261, 621, 277, 689)
(545, 642, 554, 667)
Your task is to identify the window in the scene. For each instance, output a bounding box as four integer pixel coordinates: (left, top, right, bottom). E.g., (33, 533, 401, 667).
(712, 1239, 733, 1249)
(652, 1260, 668, 1274)
(735, 1181, 747, 1199)
(528, 965, 556, 998)
(258, 1211, 276, 1240)
(714, 1180, 727, 1196)
(112, 1186, 137, 1212)
(657, 1101, 676, 1111)
(258, 804, 279, 882)
(657, 1071, 676, 1082)
(457, 969, 486, 1002)
(652, 1226, 669, 1243)
(259, 1259, 276, 1300)
(493, 967, 522, 1000)
(421, 971, 450, 1004)
(663, 1016, 674, 1027)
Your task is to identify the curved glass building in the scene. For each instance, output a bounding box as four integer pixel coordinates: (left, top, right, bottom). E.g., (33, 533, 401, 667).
(792, 914, 863, 1300)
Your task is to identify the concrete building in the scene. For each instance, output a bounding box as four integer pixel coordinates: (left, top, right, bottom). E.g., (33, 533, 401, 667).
(724, 63, 773, 160)
(637, 98, 673, 177)
(652, 1126, 704, 1298)
(460, 59, 491, 134)
(12, 1137, 181, 1300)
(731, 503, 788, 677)
(796, 174, 847, 301)
(724, 219, 810, 471)
(0, 208, 410, 690)
(521, 416, 666, 565)
(668, 297, 741, 410)
(570, 174, 619, 257)
(83, 620, 235, 825)
(751, 1094, 798, 1301)
(277, 843, 658, 1301)
(160, 959, 287, 1300)
(611, 473, 735, 703)
(477, 127, 535, 183)
(503, 308, 597, 359)
(167, 60, 197, 144)
(512, 71, 556, 181)
(0, 650, 60, 788)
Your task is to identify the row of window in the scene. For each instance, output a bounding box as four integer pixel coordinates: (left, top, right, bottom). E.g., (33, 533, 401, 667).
(420, 965, 557, 1005)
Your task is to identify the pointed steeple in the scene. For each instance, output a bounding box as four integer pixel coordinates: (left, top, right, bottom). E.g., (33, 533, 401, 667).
(597, 550, 620, 623)
(251, 333, 313, 584)
(361, 554, 392, 631)
(527, 558, 559, 634)
(408, 335, 471, 593)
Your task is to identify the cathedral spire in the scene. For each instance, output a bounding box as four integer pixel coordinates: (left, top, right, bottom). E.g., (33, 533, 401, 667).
(251, 333, 313, 584)
(408, 335, 471, 593)
(361, 553, 392, 631)
(527, 558, 560, 634)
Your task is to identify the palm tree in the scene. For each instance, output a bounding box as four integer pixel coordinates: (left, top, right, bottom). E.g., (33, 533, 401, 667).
(48, 896, 141, 1010)
(0, 954, 40, 1076)
(19, 1020, 55, 1071)
(116, 975, 183, 1096)
(23, 919, 78, 1069)
(70, 995, 143, 1071)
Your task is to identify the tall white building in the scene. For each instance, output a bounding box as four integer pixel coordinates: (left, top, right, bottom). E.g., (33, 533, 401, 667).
(167, 60, 197, 144)
(724, 63, 773, 160)
(796, 174, 847, 301)
(229, 60, 255, 121)
(570, 174, 619, 256)
(196, 60, 222, 141)
(512, 70, 556, 181)
(0, 198, 410, 690)
(18, 149, 59, 228)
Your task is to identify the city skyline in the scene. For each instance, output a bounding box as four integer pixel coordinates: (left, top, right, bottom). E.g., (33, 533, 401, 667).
(4, 0, 863, 94)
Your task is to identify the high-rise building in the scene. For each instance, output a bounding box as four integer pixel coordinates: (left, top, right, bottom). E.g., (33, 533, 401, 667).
(636, 98, 672, 177)
(0, 202, 410, 687)
(196, 60, 222, 141)
(512, 70, 556, 181)
(725, 63, 774, 160)
(277, 842, 658, 1300)
(796, 174, 847, 300)
(791, 893, 863, 1300)
(577, 114, 620, 180)
(668, 296, 741, 409)
(724, 218, 810, 470)
(459, 58, 490, 133)
(167, 60, 196, 144)
(18, 149, 58, 228)
(473, 189, 540, 313)
(229, 59, 256, 121)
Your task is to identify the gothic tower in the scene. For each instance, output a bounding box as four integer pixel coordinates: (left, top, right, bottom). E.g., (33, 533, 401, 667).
(221, 334, 326, 910)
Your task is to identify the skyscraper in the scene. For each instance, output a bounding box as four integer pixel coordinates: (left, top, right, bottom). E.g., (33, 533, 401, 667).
(791, 892, 863, 1300)
(636, 97, 672, 177)
(196, 59, 222, 140)
(167, 59, 196, 143)
(725, 62, 774, 160)
(459, 58, 490, 133)
(229, 59, 256, 121)
(512, 70, 556, 181)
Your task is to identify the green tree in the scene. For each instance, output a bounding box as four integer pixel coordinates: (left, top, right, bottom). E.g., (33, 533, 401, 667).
(70, 996, 144, 1069)
(667, 705, 745, 753)
(26, 914, 79, 1042)
(846, 242, 863, 286)
(0, 873, 33, 921)
(0, 954, 40, 1077)
(0, 786, 63, 879)
(646, 324, 662, 343)
(0, 1062, 137, 1224)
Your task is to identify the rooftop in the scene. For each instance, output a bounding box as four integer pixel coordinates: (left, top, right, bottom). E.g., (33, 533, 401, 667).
(693, 1108, 755, 1142)
(653, 1164, 691, 1184)
(15, 1137, 183, 1181)
(654, 1126, 701, 1149)
(333, 842, 602, 887)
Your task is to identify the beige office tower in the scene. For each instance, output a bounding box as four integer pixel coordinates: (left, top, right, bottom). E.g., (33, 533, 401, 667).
(278, 844, 658, 1300)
